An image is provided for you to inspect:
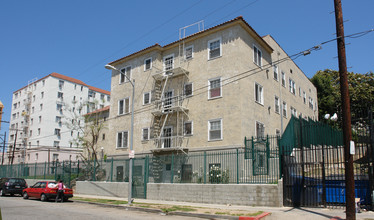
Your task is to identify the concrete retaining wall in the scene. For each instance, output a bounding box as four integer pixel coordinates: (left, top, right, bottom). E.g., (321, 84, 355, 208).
(76, 180, 283, 207)
(76, 181, 128, 198)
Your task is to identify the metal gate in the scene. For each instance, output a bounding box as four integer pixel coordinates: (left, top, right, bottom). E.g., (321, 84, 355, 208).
(131, 157, 149, 199)
(281, 113, 373, 208)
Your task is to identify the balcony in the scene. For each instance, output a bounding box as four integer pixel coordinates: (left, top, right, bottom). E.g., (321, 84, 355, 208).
(153, 136, 186, 150)
(152, 67, 189, 81)
(151, 96, 188, 116)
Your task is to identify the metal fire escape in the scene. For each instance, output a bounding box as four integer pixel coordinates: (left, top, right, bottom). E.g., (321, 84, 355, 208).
(151, 21, 204, 150)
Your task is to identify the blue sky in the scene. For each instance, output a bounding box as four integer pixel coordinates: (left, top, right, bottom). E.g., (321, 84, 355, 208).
(0, 0, 373, 137)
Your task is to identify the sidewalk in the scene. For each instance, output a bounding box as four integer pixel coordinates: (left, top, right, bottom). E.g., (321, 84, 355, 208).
(73, 194, 374, 220)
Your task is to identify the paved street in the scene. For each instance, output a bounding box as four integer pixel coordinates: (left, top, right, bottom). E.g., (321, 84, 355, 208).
(0, 196, 199, 220)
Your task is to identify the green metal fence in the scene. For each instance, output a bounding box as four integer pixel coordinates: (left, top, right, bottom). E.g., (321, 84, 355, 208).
(0, 137, 281, 190)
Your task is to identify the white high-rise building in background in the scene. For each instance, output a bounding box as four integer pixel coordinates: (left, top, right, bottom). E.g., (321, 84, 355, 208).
(7, 72, 110, 164)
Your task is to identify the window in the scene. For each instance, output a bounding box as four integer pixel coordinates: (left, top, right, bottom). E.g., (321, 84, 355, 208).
(256, 121, 265, 138)
(303, 91, 306, 104)
(102, 133, 105, 140)
(100, 94, 105, 100)
(57, 92, 64, 100)
(276, 129, 281, 137)
(209, 119, 222, 141)
(107, 96, 110, 102)
(40, 104, 43, 111)
(56, 116, 61, 125)
(55, 129, 61, 137)
(209, 78, 221, 99)
(184, 83, 193, 96)
(255, 83, 263, 105)
(88, 90, 95, 98)
(184, 121, 193, 135)
(56, 104, 63, 111)
(142, 128, 150, 141)
(299, 87, 302, 97)
(208, 38, 221, 59)
(282, 102, 287, 118)
(273, 65, 278, 81)
(118, 98, 130, 115)
(12, 113, 16, 120)
(309, 97, 314, 109)
(289, 78, 296, 95)
(41, 92, 44, 98)
(185, 46, 193, 59)
(39, 116, 42, 123)
(117, 131, 129, 148)
(143, 92, 151, 105)
(29, 130, 32, 137)
(38, 128, 41, 135)
(31, 118, 33, 125)
(13, 103, 17, 109)
(253, 45, 262, 67)
(274, 96, 280, 114)
(33, 95, 35, 102)
(120, 66, 131, 83)
(58, 80, 64, 90)
(14, 93, 18, 99)
(281, 71, 286, 87)
(163, 55, 174, 71)
(291, 107, 297, 117)
(144, 58, 152, 71)
(42, 80, 45, 86)
(32, 107, 35, 113)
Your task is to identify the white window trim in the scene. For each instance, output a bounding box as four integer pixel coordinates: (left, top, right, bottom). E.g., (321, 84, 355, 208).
(142, 128, 150, 141)
(208, 77, 222, 100)
(184, 45, 194, 60)
(254, 82, 264, 105)
(184, 121, 193, 136)
(143, 91, 151, 105)
(207, 37, 222, 60)
(273, 65, 279, 81)
(281, 71, 286, 87)
(118, 97, 130, 115)
(255, 121, 265, 138)
(208, 118, 223, 141)
(274, 96, 280, 114)
(163, 54, 174, 71)
(282, 102, 287, 118)
(119, 65, 131, 84)
(253, 44, 262, 67)
(144, 57, 152, 71)
(116, 131, 129, 149)
(184, 82, 193, 97)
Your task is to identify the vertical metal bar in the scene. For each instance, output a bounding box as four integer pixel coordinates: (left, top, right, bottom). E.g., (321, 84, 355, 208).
(171, 153, 174, 183)
(68, 160, 72, 188)
(236, 148, 239, 184)
(93, 158, 96, 181)
(44, 161, 46, 179)
(54, 161, 57, 181)
(144, 156, 148, 199)
(34, 162, 37, 179)
(111, 157, 114, 182)
(204, 151, 206, 184)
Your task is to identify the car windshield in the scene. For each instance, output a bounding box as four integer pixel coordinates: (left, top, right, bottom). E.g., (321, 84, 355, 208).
(8, 179, 25, 184)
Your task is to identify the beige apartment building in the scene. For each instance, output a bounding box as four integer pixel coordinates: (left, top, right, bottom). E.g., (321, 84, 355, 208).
(105, 16, 318, 158)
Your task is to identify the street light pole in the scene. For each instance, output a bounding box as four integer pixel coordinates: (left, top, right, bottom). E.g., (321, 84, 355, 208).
(105, 64, 135, 205)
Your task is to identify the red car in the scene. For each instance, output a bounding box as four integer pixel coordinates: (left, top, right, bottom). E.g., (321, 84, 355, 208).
(22, 181, 73, 202)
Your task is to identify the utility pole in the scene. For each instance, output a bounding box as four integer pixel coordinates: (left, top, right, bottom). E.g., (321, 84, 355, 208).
(333, 0, 355, 219)
(1, 132, 6, 166)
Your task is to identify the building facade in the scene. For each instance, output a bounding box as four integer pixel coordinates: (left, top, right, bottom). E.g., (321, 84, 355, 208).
(105, 17, 318, 158)
(7, 72, 110, 164)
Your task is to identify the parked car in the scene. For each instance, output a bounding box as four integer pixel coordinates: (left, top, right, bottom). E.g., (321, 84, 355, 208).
(22, 181, 73, 202)
(0, 177, 28, 196)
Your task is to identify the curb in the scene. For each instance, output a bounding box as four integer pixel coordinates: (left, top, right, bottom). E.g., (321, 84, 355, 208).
(72, 199, 270, 220)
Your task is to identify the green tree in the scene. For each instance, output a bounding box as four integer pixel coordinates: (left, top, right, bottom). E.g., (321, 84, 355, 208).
(311, 69, 374, 123)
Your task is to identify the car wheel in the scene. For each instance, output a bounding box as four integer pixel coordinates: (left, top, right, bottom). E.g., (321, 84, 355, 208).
(23, 192, 29, 199)
(0, 189, 5, 196)
(41, 194, 48, 202)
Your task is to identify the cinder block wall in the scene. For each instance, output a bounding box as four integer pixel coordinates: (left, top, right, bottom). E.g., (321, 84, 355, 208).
(147, 181, 283, 207)
(76, 181, 128, 198)
(76, 180, 283, 207)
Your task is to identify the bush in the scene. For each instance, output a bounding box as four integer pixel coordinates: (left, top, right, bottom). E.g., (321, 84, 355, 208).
(208, 165, 229, 184)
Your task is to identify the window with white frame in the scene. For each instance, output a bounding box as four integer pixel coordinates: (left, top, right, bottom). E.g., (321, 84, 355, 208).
(38, 128, 41, 135)
(273, 65, 278, 81)
(281, 71, 286, 87)
(144, 58, 152, 71)
(255, 83, 264, 105)
(309, 97, 314, 109)
(299, 87, 302, 97)
(282, 101, 287, 118)
(276, 129, 281, 137)
(53, 142, 59, 148)
(289, 78, 296, 95)
(208, 78, 221, 99)
(117, 131, 128, 148)
(142, 128, 150, 141)
(55, 128, 61, 137)
(208, 119, 222, 141)
(256, 121, 265, 138)
(208, 38, 221, 59)
(120, 66, 131, 83)
(118, 98, 130, 115)
(41, 92, 44, 98)
(291, 106, 297, 117)
(253, 45, 262, 67)
(274, 96, 280, 114)
(184, 121, 193, 135)
(163, 54, 174, 71)
(184, 83, 193, 97)
(185, 45, 193, 59)
(143, 92, 151, 105)
(58, 80, 64, 90)
(303, 91, 306, 104)
(40, 104, 43, 111)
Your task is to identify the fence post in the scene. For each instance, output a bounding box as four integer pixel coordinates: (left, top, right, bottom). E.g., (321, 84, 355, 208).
(110, 157, 113, 182)
(251, 137, 255, 176)
(144, 156, 148, 199)
(204, 151, 207, 184)
(77, 160, 80, 180)
(93, 158, 96, 181)
(68, 160, 72, 188)
(34, 162, 37, 179)
(62, 160, 65, 182)
(44, 162, 46, 179)
(236, 148, 239, 184)
(171, 153, 174, 183)
(54, 161, 57, 181)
